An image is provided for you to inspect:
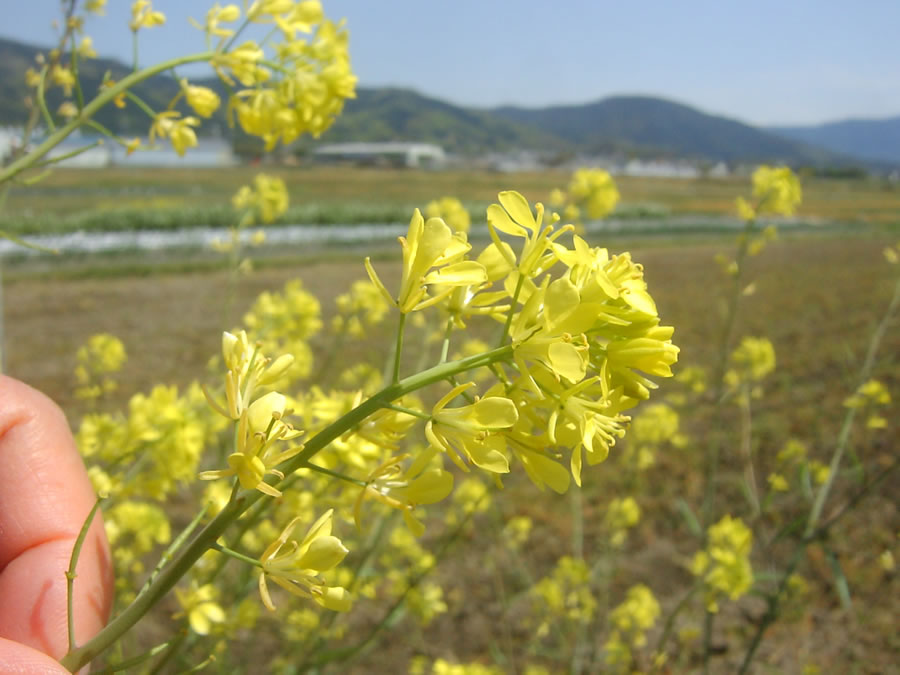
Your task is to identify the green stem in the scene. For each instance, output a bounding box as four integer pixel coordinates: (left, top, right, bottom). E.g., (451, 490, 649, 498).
(147, 631, 188, 675)
(498, 273, 526, 347)
(123, 90, 159, 121)
(391, 312, 407, 384)
(654, 583, 700, 658)
(738, 274, 900, 675)
(210, 542, 262, 568)
(805, 273, 900, 537)
(66, 497, 105, 652)
(0, 51, 216, 186)
(439, 315, 454, 364)
(308, 504, 480, 669)
(92, 639, 176, 674)
(70, 34, 85, 111)
(570, 487, 586, 675)
(298, 459, 367, 487)
(60, 344, 514, 671)
(32, 139, 104, 171)
(384, 403, 430, 420)
(36, 67, 56, 132)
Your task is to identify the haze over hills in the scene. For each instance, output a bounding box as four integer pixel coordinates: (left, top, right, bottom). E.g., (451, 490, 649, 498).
(0, 36, 895, 168)
(769, 117, 900, 166)
(489, 97, 841, 165)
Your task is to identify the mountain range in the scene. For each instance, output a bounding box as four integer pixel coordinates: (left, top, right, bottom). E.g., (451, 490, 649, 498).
(1, 36, 897, 168)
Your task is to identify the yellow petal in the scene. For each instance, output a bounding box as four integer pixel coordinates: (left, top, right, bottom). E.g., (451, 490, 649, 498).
(407, 467, 454, 504)
(517, 449, 570, 494)
(498, 190, 537, 232)
(487, 203, 526, 237)
(548, 341, 587, 383)
(544, 277, 580, 330)
(424, 260, 487, 286)
(296, 535, 349, 571)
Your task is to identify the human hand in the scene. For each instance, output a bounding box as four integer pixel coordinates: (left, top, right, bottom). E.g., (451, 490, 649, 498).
(0, 375, 113, 673)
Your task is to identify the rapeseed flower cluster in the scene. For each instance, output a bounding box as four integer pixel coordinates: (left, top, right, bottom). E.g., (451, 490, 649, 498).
(357, 189, 678, 502)
(603, 496, 641, 547)
(331, 279, 391, 337)
(532, 556, 596, 634)
(844, 379, 892, 430)
(725, 336, 776, 397)
(766, 438, 830, 495)
(736, 165, 802, 220)
(212, 1, 356, 149)
(242, 280, 323, 382)
(603, 584, 661, 670)
(691, 515, 754, 612)
(74, 332, 127, 401)
(620, 402, 685, 469)
(550, 168, 620, 227)
(232, 174, 290, 225)
(425, 196, 472, 234)
(37, 1, 355, 158)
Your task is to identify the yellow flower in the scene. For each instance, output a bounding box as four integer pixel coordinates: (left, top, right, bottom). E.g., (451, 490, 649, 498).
(725, 336, 776, 387)
(130, 0, 166, 30)
(567, 168, 620, 219)
(198, 391, 303, 497)
(604, 497, 641, 547)
(198, 3, 241, 38)
(884, 242, 900, 264)
(77, 37, 97, 59)
(691, 515, 754, 612)
(425, 196, 471, 233)
(767, 472, 789, 492)
(259, 509, 351, 612)
(149, 111, 200, 157)
(487, 190, 571, 279)
(354, 447, 454, 535)
(124, 137, 141, 155)
(751, 165, 802, 216)
(366, 209, 486, 313)
(50, 65, 76, 96)
(57, 101, 78, 119)
(213, 41, 267, 86)
(174, 583, 226, 635)
(182, 79, 221, 118)
(425, 382, 518, 474)
(607, 584, 660, 647)
(735, 196, 756, 221)
(85, 0, 107, 14)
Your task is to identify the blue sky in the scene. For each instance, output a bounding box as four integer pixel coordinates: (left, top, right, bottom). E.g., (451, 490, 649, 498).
(6, 0, 900, 126)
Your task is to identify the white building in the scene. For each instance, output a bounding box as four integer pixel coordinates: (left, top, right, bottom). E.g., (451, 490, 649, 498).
(313, 142, 446, 168)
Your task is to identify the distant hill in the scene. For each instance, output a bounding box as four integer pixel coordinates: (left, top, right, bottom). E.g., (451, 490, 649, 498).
(315, 88, 567, 155)
(0, 36, 883, 166)
(490, 96, 845, 165)
(0, 37, 229, 135)
(769, 117, 900, 165)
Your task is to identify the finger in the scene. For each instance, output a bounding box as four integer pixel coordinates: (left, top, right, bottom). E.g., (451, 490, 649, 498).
(0, 375, 113, 661)
(0, 637, 71, 674)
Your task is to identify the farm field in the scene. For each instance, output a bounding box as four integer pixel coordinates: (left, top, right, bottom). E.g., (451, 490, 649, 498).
(4, 231, 898, 672)
(3, 167, 900, 234)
